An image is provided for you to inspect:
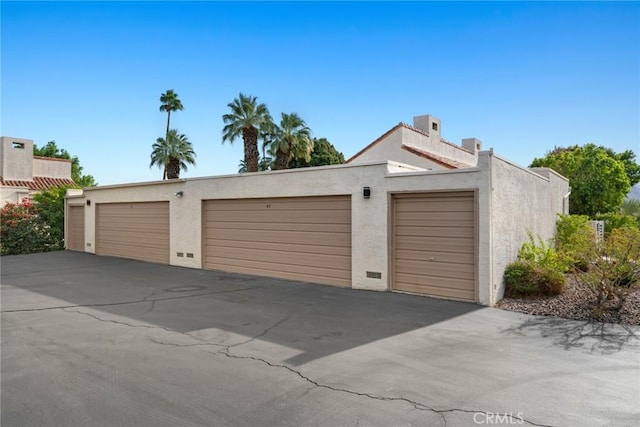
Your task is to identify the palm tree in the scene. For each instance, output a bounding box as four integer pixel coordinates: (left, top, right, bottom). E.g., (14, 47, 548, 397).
(160, 89, 184, 137)
(159, 90, 184, 178)
(150, 129, 196, 179)
(269, 113, 313, 170)
(222, 93, 273, 173)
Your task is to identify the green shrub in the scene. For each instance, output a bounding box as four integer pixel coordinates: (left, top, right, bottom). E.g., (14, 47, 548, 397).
(0, 199, 55, 255)
(594, 213, 639, 235)
(504, 261, 565, 298)
(555, 214, 596, 271)
(518, 232, 567, 272)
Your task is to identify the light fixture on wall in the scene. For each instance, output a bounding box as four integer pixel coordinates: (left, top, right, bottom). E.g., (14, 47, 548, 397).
(174, 191, 184, 198)
(363, 187, 371, 199)
(86, 200, 91, 206)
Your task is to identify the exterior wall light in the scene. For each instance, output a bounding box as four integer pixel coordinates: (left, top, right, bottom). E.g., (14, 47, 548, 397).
(363, 187, 371, 199)
(175, 191, 184, 198)
(86, 200, 91, 206)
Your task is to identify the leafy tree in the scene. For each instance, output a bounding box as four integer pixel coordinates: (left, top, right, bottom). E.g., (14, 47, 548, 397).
(289, 137, 345, 168)
(33, 140, 97, 187)
(269, 113, 313, 170)
(32, 186, 74, 250)
(530, 144, 633, 216)
(150, 129, 196, 179)
(222, 93, 273, 173)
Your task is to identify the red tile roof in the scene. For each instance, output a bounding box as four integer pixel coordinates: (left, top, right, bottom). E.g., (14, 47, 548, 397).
(0, 176, 77, 191)
(400, 145, 466, 169)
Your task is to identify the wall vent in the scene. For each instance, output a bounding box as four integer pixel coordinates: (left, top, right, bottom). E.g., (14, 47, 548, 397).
(366, 271, 382, 279)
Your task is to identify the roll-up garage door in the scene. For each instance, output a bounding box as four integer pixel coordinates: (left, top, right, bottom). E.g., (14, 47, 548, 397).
(393, 192, 476, 301)
(96, 202, 169, 264)
(203, 196, 351, 287)
(66, 205, 85, 251)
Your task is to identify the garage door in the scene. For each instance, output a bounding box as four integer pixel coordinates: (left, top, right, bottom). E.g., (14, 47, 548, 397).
(392, 192, 476, 301)
(66, 205, 85, 251)
(96, 202, 169, 264)
(203, 196, 351, 287)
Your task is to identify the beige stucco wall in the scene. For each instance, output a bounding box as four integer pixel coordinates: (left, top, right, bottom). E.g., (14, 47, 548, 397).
(68, 153, 568, 306)
(1, 186, 31, 205)
(33, 156, 72, 179)
(349, 128, 441, 170)
(0, 137, 33, 180)
(490, 156, 570, 300)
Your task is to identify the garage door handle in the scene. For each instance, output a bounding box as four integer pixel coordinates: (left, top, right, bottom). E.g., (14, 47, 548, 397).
(427, 257, 436, 261)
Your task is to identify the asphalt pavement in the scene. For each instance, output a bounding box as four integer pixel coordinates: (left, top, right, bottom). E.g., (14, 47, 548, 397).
(2, 251, 639, 426)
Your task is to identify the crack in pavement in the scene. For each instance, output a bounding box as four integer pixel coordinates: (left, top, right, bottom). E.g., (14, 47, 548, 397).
(214, 348, 555, 427)
(226, 313, 292, 349)
(1, 286, 264, 314)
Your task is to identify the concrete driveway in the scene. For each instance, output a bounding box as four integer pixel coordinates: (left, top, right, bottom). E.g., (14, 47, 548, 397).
(2, 252, 638, 427)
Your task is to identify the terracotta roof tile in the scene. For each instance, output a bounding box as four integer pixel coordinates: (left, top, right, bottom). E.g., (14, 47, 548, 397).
(0, 176, 77, 191)
(400, 145, 469, 169)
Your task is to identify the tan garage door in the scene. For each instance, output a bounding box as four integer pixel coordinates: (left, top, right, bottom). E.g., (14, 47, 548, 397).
(67, 205, 85, 251)
(203, 196, 351, 287)
(96, 202, 169, 264)
(392, 192, 476, 301)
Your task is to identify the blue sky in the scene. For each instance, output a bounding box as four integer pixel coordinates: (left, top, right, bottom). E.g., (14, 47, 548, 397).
(2, 1, 639, 186)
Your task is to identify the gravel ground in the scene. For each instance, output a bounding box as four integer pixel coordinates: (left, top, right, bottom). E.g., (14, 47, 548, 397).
(497, 277, 640, 326)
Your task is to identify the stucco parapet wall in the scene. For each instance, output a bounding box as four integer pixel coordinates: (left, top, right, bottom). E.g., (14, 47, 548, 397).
(491, 153, 569, 183)
(33, 156, 72, 163)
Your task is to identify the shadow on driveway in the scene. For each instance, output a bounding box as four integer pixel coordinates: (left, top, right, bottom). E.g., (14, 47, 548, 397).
(1, 251, 483, 365)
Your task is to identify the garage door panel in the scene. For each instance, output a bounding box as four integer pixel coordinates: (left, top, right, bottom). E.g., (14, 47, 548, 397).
(207, 257, 350, 283)
(96, 202, 169, 264)
(205, 221, 350, 234)
(395, 259, 475, 279)
(396, 225, 475, 239)
(393, 192, 476, 301)
(396, 210, 474, 223)
(204, 196, 351, 287)
(207, 262, 351, 288)
(205, 197, 349, 212)
(395, 199, 473, 213)
(204, 210, 350, 224)
(396, 236, 474, 253)
(393, 278, 475, 300)
(395, 249, 475, 265)
(206, 229, 350, 247)
(206, 245, 350, 270)
(206, 239, 351, 257)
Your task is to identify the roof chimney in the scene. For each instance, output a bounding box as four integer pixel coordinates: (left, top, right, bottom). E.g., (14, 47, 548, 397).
(462, 138, 482, 154)
(412, 114, 441, 138)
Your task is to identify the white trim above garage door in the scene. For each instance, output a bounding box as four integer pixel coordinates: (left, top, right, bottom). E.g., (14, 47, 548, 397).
(203, 196, 352, 287)
(96, 201, 169, 264)
(392, 191, 477, 301)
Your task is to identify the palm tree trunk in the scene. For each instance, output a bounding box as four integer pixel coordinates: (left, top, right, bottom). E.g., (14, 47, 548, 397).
(274, 149, 289, 170)
(243, 126, 259, 172)
(166, 109, 171, 139)
(167, 158, 180, 179)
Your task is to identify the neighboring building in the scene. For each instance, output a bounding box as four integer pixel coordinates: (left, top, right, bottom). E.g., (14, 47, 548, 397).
(0, 137, 76, 205)
(65, 114, 569, 306)
(347, 114, 481, 170)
